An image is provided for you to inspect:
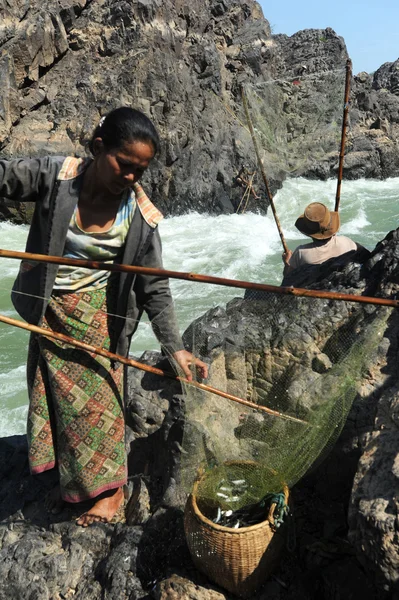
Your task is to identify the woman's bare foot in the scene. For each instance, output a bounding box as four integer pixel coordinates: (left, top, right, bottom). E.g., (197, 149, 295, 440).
(44, 486, 65, 514)
(76, 487, 124, 527)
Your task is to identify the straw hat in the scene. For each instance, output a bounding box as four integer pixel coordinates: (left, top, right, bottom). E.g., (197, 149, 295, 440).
(295, 202, 340, 240)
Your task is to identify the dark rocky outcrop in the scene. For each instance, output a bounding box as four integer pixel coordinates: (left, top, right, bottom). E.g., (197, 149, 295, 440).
(1, 228, 399, 599)
(1, 0, 399, 223)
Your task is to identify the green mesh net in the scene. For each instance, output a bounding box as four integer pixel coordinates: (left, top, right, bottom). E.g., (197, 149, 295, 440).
(160, 291, 390, 521)
(240, 68, 347, 180)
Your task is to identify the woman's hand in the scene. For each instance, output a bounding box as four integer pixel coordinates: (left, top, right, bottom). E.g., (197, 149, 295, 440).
(172, 349, 209, 382)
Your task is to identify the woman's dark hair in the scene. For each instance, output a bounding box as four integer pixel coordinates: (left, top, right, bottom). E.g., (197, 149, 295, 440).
(89, 107, 160, 155)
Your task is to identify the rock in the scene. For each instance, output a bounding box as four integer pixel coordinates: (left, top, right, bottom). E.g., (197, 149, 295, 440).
(125, 476, 151, 525)
(348, 384, 399, 589)
(1, 1, 399, 223)
(0, 0, 278, 221)
(355, 71, 371, 85)
(373, 59, 399, 96)
(154, 573, 227, 599)
(312, 352, 332, 373)
(101, 525, 145, 598)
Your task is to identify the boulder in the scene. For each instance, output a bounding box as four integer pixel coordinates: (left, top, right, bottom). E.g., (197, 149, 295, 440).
(1, 0, 399, 223)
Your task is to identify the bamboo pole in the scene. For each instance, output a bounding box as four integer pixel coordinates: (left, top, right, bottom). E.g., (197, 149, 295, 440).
(335, 58, 352, 212)
(0, 248, 398, 308)
(240, 86, 289, 255)
(0, 312, 308, 426)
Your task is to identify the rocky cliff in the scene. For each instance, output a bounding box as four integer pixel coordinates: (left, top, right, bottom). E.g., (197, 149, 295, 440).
(0, 0, 399, 223)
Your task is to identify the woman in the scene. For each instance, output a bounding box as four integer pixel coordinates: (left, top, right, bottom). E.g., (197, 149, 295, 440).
(1, 107, 207, 526)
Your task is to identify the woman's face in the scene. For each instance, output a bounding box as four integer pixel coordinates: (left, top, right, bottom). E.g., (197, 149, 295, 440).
(94, 138, 155, 196)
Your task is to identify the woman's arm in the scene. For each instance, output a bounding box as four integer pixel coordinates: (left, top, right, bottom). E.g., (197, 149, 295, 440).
(134, 229, 182, 350)
(0, 156, 57, 202)
(134, 229, 208, 380)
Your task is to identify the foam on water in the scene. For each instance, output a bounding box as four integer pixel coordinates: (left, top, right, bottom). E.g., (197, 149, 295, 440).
(0, 405, 28, 437)
(340, 206, 370, 236)
(0, 366, 28, 437)
(1, 177, 399, 435)
(0, 364, 26, 396)
(160, 211, 280, 277)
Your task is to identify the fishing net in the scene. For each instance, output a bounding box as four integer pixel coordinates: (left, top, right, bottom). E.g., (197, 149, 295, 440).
(240, 68, 347, 181)
(161, 290, 390, 524)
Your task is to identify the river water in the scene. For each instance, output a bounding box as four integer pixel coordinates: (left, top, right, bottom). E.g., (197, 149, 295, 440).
(0, 176, 398, 437)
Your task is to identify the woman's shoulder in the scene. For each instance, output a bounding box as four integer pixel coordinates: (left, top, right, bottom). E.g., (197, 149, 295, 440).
(133, 183, 163, 229)
(57, 156, 91, 180)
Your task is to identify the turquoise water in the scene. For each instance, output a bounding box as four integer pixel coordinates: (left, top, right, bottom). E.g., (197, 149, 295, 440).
(0, 176, 398, 436)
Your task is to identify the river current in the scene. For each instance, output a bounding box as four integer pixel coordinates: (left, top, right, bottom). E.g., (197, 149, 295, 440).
(0, 176, 398, 436)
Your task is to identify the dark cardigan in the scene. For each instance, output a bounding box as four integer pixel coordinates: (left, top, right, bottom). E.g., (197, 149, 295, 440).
(0, 156, 184, 357)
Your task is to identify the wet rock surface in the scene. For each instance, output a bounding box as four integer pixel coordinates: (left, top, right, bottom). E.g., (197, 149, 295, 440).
(1, 0, 399, 223)
(1, 230, 399, 598)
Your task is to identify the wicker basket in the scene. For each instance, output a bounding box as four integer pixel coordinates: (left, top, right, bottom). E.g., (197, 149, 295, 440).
(184, 471, 289, 598)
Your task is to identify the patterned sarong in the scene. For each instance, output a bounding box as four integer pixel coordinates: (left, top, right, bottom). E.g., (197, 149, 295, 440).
(27, 288, 127, 503)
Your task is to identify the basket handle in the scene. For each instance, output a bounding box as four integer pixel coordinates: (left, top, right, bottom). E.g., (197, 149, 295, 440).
(267, 502, 277, 526)
(268, 484, 290, 527)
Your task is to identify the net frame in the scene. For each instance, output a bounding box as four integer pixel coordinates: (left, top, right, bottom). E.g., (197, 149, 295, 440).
(166, 292, 390, 516)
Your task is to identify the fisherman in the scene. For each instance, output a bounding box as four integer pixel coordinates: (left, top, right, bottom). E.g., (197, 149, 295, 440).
(283, 202, 364, 274)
